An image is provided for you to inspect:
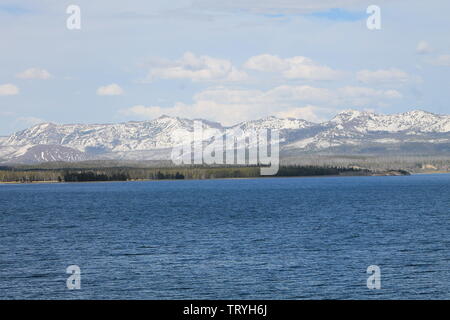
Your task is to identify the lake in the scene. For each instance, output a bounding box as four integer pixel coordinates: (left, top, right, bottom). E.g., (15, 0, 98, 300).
(1, 174, 450, 299)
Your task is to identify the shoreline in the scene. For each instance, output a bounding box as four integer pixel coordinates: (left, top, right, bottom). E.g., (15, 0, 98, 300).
(3, 172, 447, 186)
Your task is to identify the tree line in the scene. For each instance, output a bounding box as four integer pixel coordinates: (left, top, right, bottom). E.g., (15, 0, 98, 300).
(0, 165, 375, 183)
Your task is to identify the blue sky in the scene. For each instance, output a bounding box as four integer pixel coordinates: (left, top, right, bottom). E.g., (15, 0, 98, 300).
(0, 0, 449, 135)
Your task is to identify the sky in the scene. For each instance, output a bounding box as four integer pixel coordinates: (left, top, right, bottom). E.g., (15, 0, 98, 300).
(0, 0, 450, 135)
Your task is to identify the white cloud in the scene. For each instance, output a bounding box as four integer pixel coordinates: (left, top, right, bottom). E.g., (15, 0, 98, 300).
(16, 68, 52, 79)
(356, 68, 420, 85)
(0, 84, 19, 96)
(265, 85, 402, 107)
(244, 54, 340, 80)
(120, 85, 402, 125)
(96, 84, 124, 96)
(416, 41, 433, 54)
(147, 52, 248, 82)
(427, 54, 450, 67)
(244, 54, 287, 72)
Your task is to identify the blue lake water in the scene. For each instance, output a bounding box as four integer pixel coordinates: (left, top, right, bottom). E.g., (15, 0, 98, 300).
(1, 174, 450, 299)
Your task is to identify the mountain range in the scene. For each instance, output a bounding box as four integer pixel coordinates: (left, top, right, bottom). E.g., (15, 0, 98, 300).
(1, 110, 450, 163)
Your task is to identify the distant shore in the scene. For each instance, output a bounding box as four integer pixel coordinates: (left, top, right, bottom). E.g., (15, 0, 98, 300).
(0, 165, 417, 185)
(4, 172, 450, 185)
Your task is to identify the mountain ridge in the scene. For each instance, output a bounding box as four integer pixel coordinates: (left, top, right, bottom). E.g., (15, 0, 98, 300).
(1, 109, 450, 163)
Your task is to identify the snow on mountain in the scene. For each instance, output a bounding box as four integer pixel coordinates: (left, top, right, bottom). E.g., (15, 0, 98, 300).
(5, 116, 223, 153)
(227, 116, 315, 146)
(1, 110, 450, 163)
(329, 109, 450, 133)
(236, 116, 314, 131)
(10, 145, 90, 164)
(285, 109, 450, 151)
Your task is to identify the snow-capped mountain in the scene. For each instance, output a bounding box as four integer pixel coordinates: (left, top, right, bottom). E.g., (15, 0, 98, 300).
(285, 110, 450, 152)
(12, 145, 89, 163)
(4, 116, 222, 152)
(328, 109, 450, 133)
(236, 116, 313, 131)
(1, 110, 450, 163)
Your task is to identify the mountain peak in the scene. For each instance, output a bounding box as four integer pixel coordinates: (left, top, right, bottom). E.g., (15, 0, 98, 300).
(331, 109, 372, 123)
(337, 109, 373, 116)
(155, 114, 178, 121)
(157, 114, 173, 119)
(402, 109, 436, 117)
(32, 122, 57, 128)
(2, 109, 450, 164)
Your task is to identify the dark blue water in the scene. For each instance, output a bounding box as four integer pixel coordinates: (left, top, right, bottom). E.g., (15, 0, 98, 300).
(1, 174, 450, 299)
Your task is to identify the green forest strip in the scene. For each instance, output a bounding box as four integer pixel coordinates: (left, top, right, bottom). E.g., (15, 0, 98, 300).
(0, 165, 410, 183)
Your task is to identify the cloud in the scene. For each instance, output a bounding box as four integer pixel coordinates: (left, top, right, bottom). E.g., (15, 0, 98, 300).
(96, 84, 124, 96)
(244, 54, 340, 80)
(356, 68, 421, 85)
(120, 85, 402, 125)
(427, 55, 450, 67)
(146, 52, 248, 82)
(16, 67, 52, 79)
(244, 54, 287, 72)
(146, 52, 339, 83)
(265, 85, 402, 107)
(191, 0, 389, 14)
(0, 84, 19, 96)
(416, 41, 433, 54)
